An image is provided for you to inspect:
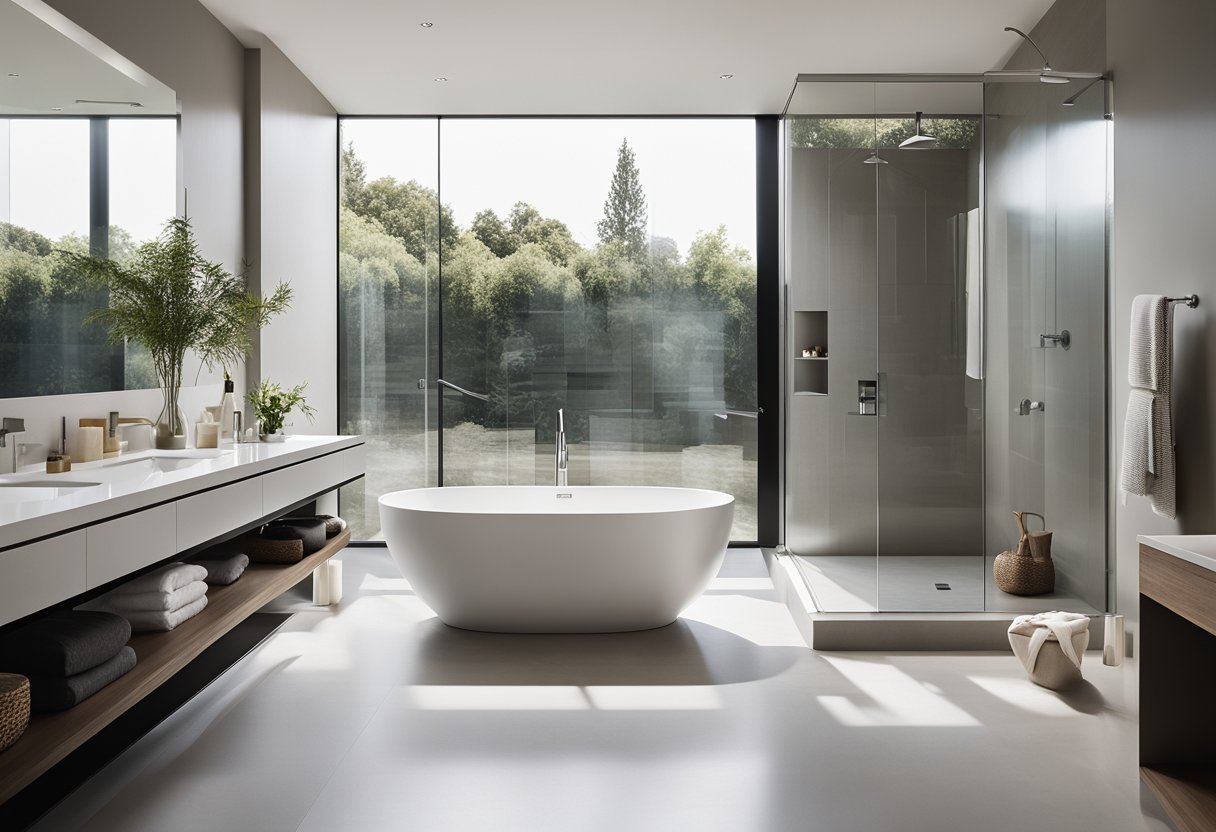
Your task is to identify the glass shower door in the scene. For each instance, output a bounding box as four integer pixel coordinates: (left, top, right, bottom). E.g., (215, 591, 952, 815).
(874, 83, 985, 611)
(784, 82, 881, 610)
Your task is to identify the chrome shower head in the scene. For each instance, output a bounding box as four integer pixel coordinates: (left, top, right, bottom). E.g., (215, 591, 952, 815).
(898, 112, 936, 149)
(862, 152, 888, 165)
(1004, 26, 1070, 84)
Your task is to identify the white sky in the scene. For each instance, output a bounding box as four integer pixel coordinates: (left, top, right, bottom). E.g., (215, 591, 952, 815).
(2, 118, 176, 244)
(341, 118, 757, 259)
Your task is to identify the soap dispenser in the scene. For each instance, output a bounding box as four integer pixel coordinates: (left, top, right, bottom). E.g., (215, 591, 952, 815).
(218, 371, 237, 441)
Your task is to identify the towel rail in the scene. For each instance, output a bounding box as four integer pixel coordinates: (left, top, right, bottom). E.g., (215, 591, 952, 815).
(1168, 295, 1199, 308)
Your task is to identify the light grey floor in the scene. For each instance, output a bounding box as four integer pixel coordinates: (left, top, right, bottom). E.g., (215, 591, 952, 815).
(35, 548, 1164, 832)
(795, 554, 1104, 614)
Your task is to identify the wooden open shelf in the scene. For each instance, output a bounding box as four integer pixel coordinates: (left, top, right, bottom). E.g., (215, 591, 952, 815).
(0, 529, 350, 804)
(1141, 765, 1216, 832)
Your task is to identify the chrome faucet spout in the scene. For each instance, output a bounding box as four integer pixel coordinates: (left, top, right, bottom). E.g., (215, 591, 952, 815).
(555, 408, 568, 487)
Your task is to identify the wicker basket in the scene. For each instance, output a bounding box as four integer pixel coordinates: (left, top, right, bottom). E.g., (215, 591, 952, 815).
(239, 533, 304, 564)
(993, 549, 1056, 595)
(0, 673, 31, 753)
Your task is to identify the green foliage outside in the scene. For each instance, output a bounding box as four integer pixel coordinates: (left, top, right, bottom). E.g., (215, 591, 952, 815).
(339, 136, 760, 446)
(790, 116, 979, 150)
(0, 223, 152, 396)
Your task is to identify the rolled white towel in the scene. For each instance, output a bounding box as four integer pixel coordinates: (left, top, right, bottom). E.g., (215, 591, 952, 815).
(116, 563, 208, 595)
(81, 580, 208, 614)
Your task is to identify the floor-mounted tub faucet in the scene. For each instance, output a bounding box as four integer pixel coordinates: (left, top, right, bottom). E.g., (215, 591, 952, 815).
(555, 408, 568, 487)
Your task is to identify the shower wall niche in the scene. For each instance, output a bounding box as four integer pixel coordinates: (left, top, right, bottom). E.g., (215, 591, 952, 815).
(782, 77, 1108, 614)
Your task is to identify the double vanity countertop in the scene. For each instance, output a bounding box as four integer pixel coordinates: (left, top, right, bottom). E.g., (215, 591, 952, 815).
(0, 435, 363, 550)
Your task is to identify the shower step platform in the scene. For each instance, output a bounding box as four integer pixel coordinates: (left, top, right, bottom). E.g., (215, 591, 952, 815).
(763, 548, 1107, 651)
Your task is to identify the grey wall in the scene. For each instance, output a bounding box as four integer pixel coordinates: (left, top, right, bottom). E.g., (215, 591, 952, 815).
(244, 39, 338, 434)
(1108, 0, 1216, 647)
(983, 0, 1108, 610)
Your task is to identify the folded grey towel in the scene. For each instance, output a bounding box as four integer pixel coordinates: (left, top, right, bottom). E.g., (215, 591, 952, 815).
(121, 595, 208, 633)
(81, 580, 208, 614)
(192, 552, 250, 586)
(0, 611, 131, 677)
(29, 645, 137, 712)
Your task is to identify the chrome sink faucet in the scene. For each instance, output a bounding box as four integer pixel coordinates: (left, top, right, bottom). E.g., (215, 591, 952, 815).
(555, 408, 568, 487)
(0, 417, 25, 475)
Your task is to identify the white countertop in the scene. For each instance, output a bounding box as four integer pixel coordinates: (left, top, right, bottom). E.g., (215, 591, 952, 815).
(0, 435, 362, 550)
(1138, 534, 1216, 574)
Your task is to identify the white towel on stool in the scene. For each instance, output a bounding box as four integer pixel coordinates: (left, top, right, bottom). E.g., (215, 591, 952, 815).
(1120, 295, 1175, 519)
(1008, 611, 1090, 674)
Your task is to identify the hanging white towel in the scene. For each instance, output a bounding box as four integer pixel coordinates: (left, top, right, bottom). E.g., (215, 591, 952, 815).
(1119, 295, 1175, 519)
(964, 208, 983, 380)
(1008, 611, 1091, 674)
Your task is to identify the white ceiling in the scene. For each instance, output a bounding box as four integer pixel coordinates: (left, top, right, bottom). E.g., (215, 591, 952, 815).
(0, 0, 177, 115)
(198, 0, 1056, 115)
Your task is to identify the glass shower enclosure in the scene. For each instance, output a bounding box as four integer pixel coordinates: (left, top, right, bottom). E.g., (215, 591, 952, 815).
(782, 76, 1108, 613)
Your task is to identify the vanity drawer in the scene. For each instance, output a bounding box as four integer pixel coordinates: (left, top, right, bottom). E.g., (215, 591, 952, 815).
(177, 477, 263, 552)
(342, 443, 366, 481)
(86, 504, 177, 589)
(0, 531, 86, 626)
(262, 452, 346, 516)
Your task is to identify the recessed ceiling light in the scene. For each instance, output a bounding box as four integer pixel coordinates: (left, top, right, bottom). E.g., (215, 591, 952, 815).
(420, 21, 433, 27)
(434, 77, 448, 82)
(51, 107, 63, 111)
(6, 73, 19, 78)
(719, 74, 734, 80)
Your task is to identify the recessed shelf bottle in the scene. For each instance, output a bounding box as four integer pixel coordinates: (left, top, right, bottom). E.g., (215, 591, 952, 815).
(793, 311, 828, 394)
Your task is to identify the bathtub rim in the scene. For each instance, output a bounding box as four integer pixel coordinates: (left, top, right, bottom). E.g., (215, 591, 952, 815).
(378, 484, 735, 516)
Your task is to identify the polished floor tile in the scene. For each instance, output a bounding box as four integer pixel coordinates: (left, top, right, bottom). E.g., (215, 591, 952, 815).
(34, 549, 1168, 832)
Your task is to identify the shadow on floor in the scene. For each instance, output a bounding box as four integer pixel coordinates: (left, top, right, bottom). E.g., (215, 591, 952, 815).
(1053, 679, 1108, 714)
(408, 617, 802, 687)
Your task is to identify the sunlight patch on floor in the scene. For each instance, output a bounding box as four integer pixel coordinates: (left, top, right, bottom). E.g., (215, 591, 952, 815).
(818, 656, 980, 727)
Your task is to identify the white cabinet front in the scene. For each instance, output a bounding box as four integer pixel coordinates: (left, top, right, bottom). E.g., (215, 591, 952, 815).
(86, 503, 177, 589)
(177, 477, 263, 552)
(0, 531, 86, 626)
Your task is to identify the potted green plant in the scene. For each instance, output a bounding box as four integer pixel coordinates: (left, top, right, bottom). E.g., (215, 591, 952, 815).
(62, 217, 291, 449)
(247, 378, 315, 441)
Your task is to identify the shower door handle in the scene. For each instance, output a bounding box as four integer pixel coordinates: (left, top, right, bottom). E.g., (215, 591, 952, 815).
(1015, 398, 1045, 415)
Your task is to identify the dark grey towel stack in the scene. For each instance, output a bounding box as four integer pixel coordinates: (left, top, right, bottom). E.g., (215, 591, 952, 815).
(0, 611, 136, 712)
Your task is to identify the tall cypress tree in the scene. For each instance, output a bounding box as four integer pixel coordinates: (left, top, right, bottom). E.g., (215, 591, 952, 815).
(597, 139, 648, 261)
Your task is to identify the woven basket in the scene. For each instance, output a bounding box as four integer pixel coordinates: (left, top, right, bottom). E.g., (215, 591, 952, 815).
(0, 673, 31, 753)
(239, 533, 304, 564)
(993, 548, 1056, 595)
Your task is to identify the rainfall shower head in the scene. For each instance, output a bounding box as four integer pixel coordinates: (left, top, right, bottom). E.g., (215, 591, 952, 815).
(862, 152, 888, 165)
(898, 112, 936, 149)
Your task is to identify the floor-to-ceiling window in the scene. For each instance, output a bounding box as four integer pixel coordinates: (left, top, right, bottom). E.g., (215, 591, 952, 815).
(338, 118, 760, 541)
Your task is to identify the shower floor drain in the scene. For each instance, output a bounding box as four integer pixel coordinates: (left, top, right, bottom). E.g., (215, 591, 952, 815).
(934, 582, 952, 591)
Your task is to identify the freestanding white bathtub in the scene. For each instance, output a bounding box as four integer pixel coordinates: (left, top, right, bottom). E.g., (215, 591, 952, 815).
(379, 486, 734, 633)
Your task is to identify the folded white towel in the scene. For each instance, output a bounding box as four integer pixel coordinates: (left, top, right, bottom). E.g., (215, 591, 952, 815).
(119, 595, 208, 633)
(117, 563, 208, 595)
(81, 580, 208, 614)
(1008, 611, 1091, 674)
(1120, 294, 1176, 519)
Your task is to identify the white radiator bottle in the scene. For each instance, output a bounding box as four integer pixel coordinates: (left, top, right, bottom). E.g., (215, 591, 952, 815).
(218, 373, 236, 441)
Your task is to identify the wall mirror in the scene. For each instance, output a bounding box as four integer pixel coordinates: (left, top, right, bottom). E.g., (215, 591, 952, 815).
(1, 0, 178, 398)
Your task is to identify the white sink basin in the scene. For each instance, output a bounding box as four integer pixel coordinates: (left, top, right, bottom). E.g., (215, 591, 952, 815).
(103, 456, 212, 474)
(0, 481, 102, 504)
